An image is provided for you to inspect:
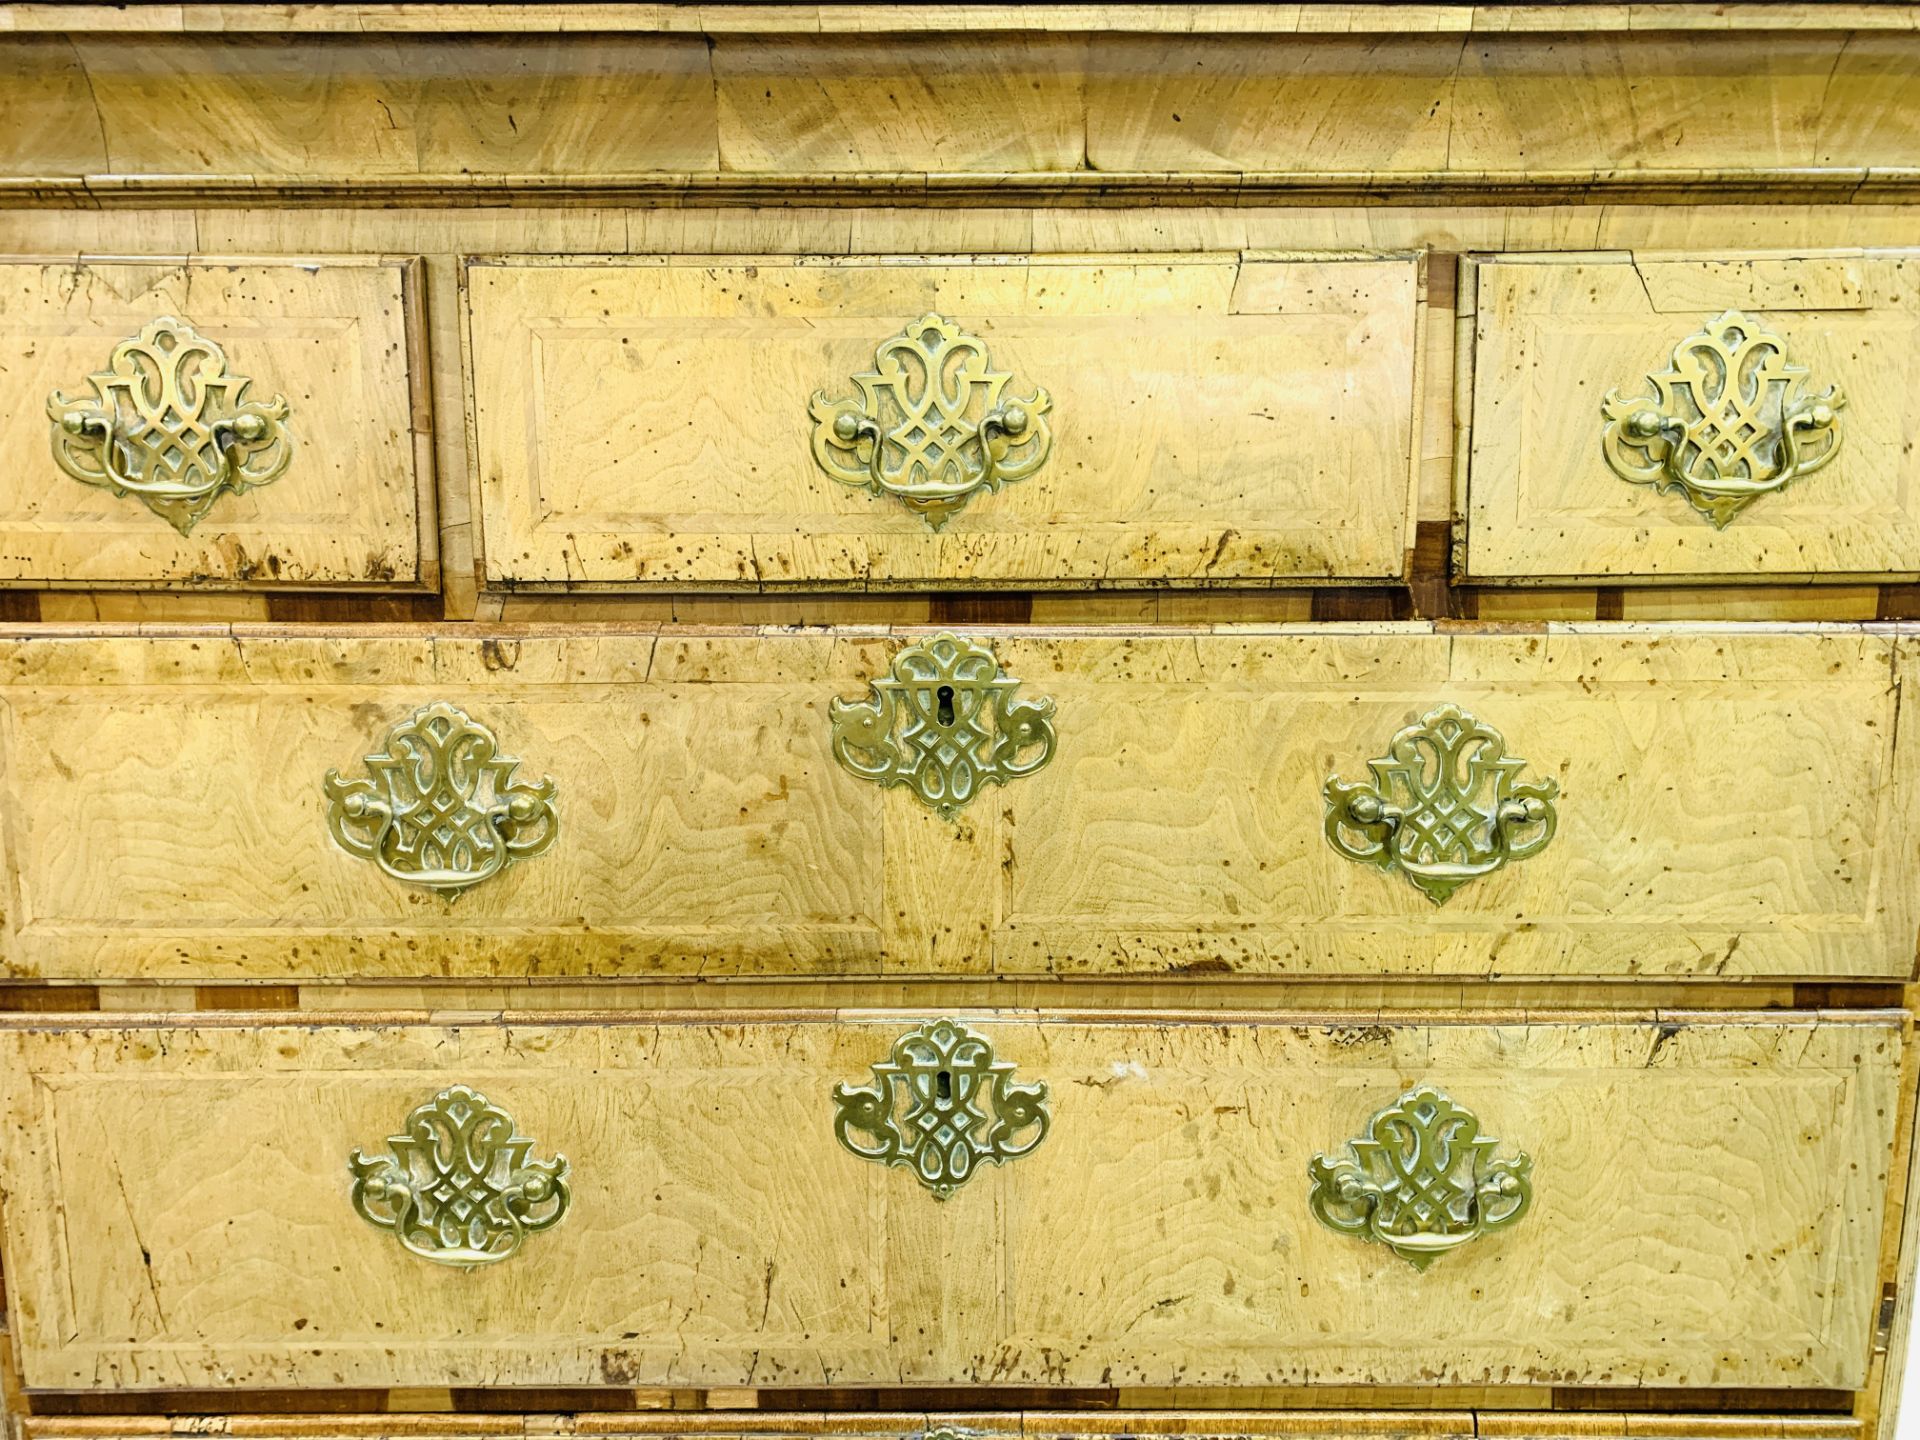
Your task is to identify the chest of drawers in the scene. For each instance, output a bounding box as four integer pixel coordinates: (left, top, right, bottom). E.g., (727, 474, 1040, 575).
(2, 10, 1920, 1440)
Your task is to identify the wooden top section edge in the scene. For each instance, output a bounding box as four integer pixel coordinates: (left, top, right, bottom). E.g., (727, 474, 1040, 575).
(2, 4, 1916, 35)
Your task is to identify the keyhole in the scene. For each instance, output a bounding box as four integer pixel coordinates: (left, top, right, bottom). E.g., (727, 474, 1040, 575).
(936, 684, 955, 726)
(936, 1069, 953, 1101)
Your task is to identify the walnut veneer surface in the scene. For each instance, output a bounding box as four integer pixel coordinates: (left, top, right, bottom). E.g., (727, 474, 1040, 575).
(0, 11, 1918, 1440)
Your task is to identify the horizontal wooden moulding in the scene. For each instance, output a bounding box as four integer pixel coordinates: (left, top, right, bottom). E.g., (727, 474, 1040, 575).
(5, 23, 1918, 199)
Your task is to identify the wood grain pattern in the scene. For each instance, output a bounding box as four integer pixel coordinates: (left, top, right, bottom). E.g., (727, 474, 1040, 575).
(1081, 31, 1920, 181)
(19, 197, 1920, 622)
(1863, 982, 1920, 1440)
(0, 1011, 1900, 1391)
(0, 12, 1915, 1426)
(1464, 252, 1920, 584)
(463, 255, 1422, 591)
(0, 625, 1910, 984)
(30, 33, 718, 185)
(3, 24, 1918, 201)
(712, 37, 1085, 176)
(0, 258, 434, 590)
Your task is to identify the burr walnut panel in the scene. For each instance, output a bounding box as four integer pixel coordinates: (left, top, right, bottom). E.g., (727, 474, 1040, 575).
(0, 624, 1910, 984)
(462, 255, 1421, 590)
(0, 1011, 1899, 1390)
(0, 257, 435, 591)
(1464, 250, 1920, 585)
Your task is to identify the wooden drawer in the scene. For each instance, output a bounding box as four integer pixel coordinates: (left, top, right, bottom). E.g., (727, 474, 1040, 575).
(1462, 250, 1920, 585)
(462, 254, 1421, 590)
(0, 256, 433, 590)
(0, 624, 1912, 984)
(0, 1010, 1899, 1391)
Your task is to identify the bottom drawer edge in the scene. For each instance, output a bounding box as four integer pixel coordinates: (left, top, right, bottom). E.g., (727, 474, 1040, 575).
(11, 1413, 1868, 1440)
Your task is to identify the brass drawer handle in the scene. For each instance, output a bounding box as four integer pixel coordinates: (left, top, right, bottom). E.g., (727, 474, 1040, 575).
(350, 1085, 569, 1268)
(1324, 703, 1557, 905)
(833, 1019, 1050, 1199)
(47, 316, 293, 534)
(1309, 1086, 1532, 1271)
(1601, 308, 1845, 527)
(324, 701, 559, 898)
(810, 312, 1053, 530)
(831, 632, 1055, 819)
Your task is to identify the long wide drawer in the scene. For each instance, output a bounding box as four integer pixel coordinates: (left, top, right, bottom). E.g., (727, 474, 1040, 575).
(0, 257, 434, 589)
(1463, 249, 1920, 585)
(463, 253, 1421, 589)
(0, 625, 1912, 990)
(0, 625, 1912, 983)
(0, 1010, 1900, 1390)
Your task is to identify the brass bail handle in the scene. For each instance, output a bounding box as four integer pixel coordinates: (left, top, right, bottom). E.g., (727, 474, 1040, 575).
(57, 404, 270, 500)
(1323, 703, 1558, 905)
(809, 312, 1054, 530)
(323, 701, 560, 899)
(1308, 1086, 1534, 1271)
(46, 315, 294, 535)
(350, 1085, 570, 1268)
(1600, 308, 1846, 528)
(829, 393, 1037, 503)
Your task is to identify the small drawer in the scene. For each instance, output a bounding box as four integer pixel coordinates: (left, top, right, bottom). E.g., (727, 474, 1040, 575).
(0, 624, 1913, 984)
(0, 256, 434, 589)
(463, 253, 1421, 590)
(0, 1010, 1900, 1391)
(1462, 249, 1920, 584)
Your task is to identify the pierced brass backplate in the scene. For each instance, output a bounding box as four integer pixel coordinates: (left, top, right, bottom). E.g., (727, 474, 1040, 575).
(809, 312, 1053, 529)
(324, 701, 559, 898)
(1601, 308, 1845, 527)
(351, 1085, 569, 1268)
(833, 1021, 1052, 1198)
(47, 316, 293, 534)
(833, 1019, 1049, 1199)
(1325, 703, 1557, 905)
(830, 632, 1055, 819)
(1309, 1086, 1532, 1270)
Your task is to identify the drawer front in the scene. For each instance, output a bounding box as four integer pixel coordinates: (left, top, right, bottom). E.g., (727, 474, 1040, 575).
(0, 257, 432, 589)
(0, 1011, 1899, 1390)
(0, 626, 1913, 983)
(1464, 250, 1920, 584)
(464, 254, 1420, 589)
